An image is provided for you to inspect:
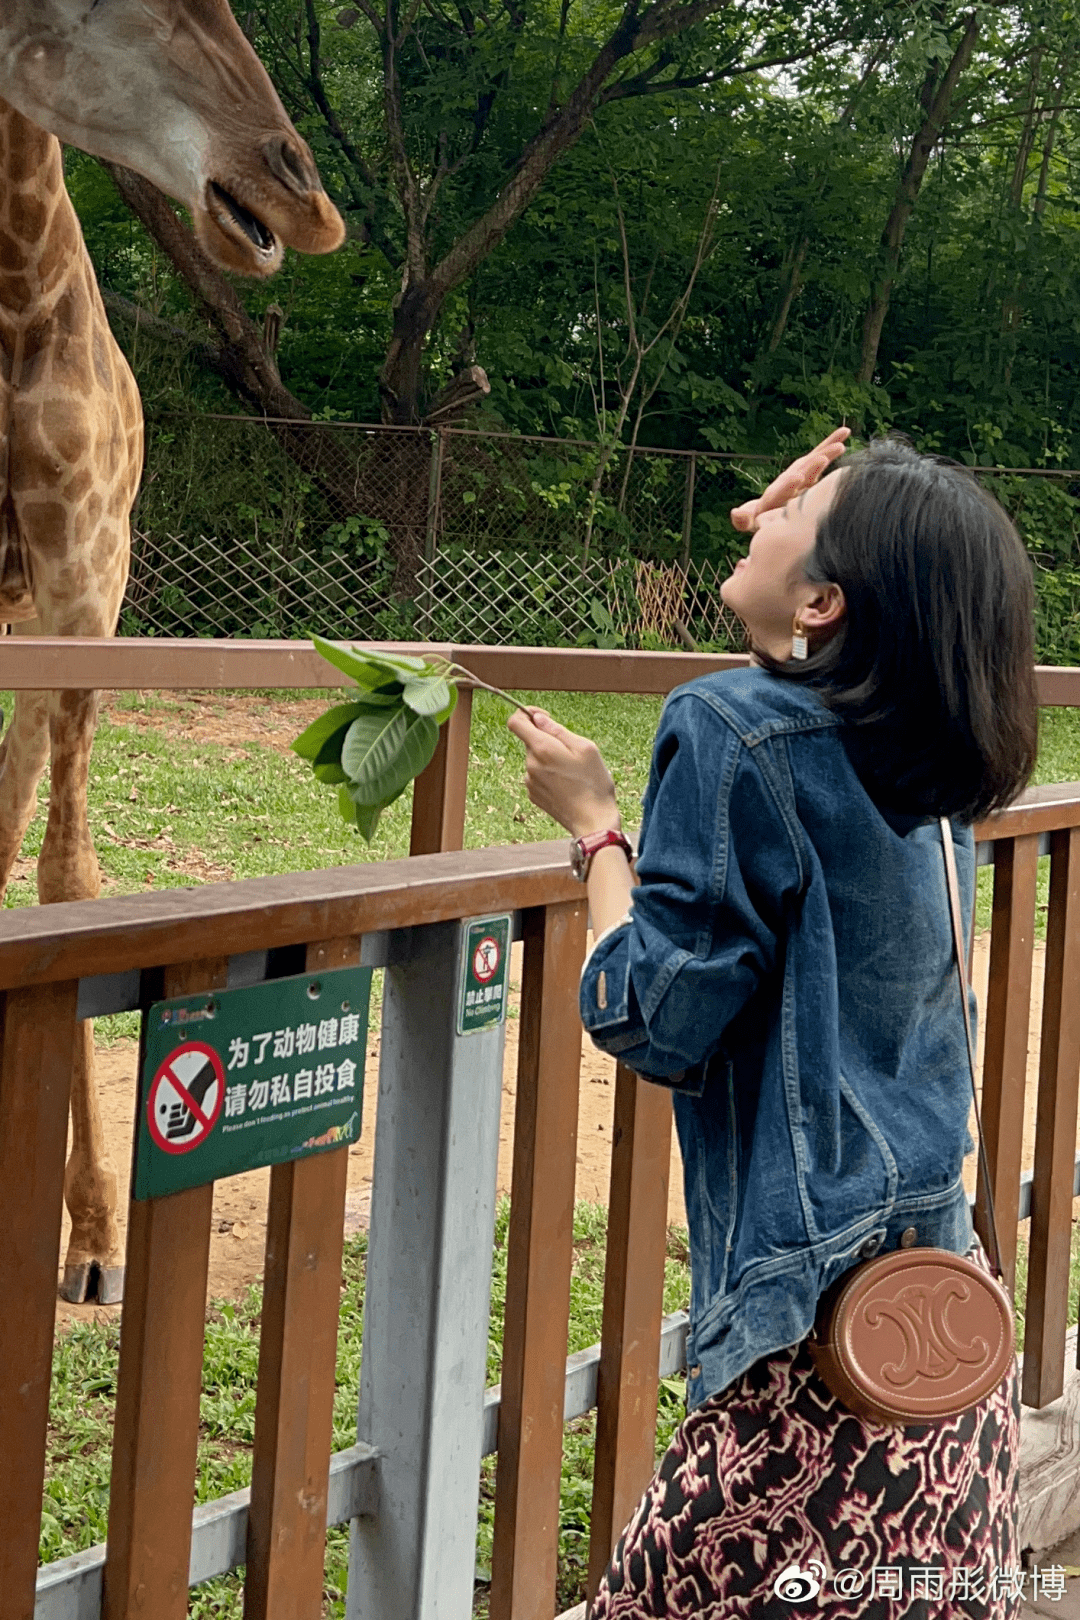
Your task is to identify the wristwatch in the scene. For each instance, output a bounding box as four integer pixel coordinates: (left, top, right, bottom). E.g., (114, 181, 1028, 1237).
(569, 828, 634, 881)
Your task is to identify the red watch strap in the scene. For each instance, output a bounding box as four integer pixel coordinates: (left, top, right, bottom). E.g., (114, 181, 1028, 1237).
(578, 828, 630, 858)
(571, 828, 633, 879)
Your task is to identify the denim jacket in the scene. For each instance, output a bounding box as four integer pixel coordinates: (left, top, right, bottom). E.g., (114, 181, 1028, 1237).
(580, 667, 975, 1409)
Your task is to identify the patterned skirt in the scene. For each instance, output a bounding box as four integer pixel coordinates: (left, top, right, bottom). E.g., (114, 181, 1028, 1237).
(590, 1278, 1020, 1619)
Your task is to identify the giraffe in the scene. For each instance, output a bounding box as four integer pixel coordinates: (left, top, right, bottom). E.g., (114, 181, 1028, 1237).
(0, 1, 345, 1304)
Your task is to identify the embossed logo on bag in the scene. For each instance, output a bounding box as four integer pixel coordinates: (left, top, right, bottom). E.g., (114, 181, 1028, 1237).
(863, 1277, 989, 1386)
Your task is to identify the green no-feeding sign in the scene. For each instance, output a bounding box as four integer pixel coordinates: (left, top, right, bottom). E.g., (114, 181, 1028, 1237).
(134, 966, 372, 1200)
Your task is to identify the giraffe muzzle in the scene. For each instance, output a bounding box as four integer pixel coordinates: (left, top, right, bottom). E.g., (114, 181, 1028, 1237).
(209, 182, 277, 255)
(262, 135, 320, 197)
(205, 179, 281, 272)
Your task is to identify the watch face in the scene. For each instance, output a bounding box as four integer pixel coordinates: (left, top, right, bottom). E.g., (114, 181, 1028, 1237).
(569, 838, 587, 880)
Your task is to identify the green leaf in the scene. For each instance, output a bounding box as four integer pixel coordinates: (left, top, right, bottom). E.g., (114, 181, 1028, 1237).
(337, 783, 359, 825)
(342, 778, 413, 841)
(342, 708, 440, 805)
(314, 760, 348, 784)
(360, 682, 406, 706)
(341, 706, 409, 797)
(432, 683, 459, 726)
(292, 702, 367, 761)
(311, 636, 393, 690)
(364, 650, 429, 677)
(401, 675, 451, 716)
(354, 801, 385, 842)
(313, 722, 353, 767)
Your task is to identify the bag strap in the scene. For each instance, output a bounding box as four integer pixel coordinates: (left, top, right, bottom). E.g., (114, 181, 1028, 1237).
(939, 816, 1005, 1279)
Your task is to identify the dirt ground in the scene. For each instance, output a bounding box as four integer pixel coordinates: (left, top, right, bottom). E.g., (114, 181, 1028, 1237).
(100, 690, 343, 756)
(52, 692, 1076, 1326)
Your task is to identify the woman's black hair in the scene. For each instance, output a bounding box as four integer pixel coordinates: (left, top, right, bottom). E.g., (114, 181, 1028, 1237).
(760, 436, 1038, 823)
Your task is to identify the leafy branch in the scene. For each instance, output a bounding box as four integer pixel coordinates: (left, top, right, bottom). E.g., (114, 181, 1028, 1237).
(293, 638, 530, 840)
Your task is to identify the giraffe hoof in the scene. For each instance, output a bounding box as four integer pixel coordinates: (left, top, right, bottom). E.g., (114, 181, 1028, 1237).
(97, 1266, 125, 1304)
(59, 1261, 125, 1304)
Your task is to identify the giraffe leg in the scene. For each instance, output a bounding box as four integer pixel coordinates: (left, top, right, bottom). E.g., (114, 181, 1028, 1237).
(37, 687, 124, 1304)
(0, 684, 51, 899)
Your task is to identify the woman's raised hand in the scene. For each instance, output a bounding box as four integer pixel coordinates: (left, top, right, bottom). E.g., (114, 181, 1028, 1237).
(507, 708, 620, 838)
(729, 426, 850, 533)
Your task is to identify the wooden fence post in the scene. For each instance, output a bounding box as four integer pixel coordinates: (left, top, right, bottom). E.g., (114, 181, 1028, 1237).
(489, 899, 588, 1620)
(409, 684, 473, 855)
(1022, 827, 1080, 1408)
(587, 1063, 672, 1601)
(679, 454, 697, 572)
(103, 958, 227, 1620)
(979, 835, 1039, 1292)
(244, 937, 358, 1620)
(0, 981, 79, 1620)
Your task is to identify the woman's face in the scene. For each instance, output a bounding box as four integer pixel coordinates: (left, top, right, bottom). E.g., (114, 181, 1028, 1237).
(720, 473, 845, 658)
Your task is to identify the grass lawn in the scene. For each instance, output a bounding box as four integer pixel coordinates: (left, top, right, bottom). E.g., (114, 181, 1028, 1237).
(4, 686, 1079, 936)
(19, 687, 1080, 1613)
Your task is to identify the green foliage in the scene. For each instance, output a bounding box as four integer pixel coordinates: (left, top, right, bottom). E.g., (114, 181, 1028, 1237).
(294, 641, 468, 839)
(64, 0, 1080, 578)
(576, 597, 627, 650)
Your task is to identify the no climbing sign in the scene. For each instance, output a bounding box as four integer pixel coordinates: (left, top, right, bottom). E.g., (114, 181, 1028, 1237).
(457, 914, 512, 1036)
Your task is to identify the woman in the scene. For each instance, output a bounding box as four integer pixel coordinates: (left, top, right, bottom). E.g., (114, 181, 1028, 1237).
(508, 432, 1037, 1618)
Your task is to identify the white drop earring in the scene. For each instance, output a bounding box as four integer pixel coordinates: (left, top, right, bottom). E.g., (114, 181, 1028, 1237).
(791, 620, 809, 661)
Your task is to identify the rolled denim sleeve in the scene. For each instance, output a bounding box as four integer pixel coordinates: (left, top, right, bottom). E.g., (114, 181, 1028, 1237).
(580, 691, 802, 1083)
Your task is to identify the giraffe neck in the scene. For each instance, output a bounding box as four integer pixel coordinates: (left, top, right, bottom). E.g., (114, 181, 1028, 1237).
(0, 96, 85, 321)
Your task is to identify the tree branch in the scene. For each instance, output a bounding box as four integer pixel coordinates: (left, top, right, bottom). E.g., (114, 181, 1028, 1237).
(600, 28, 858, 102)
(427, 0, 732, 302)
(857, 7, 981, 384)
(101, 289, 229, 376)
(102, 162, 311, 420)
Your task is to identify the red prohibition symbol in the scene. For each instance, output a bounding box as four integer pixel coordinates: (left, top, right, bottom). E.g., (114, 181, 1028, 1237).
(473, 935, 501, 983)
(147, 1041, 225, 1155)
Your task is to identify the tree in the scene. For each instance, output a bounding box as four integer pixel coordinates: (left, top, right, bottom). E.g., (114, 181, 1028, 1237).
(105, 0, 873, 425)
(856, 7, 980, 386)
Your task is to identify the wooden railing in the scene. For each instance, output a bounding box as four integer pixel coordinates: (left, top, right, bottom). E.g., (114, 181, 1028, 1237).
(0, 639, 1076, 1620)
(1, 636, 1079, 858)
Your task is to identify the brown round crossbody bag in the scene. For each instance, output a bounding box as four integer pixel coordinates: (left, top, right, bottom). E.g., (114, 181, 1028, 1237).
(807, 817, 1015, 1427)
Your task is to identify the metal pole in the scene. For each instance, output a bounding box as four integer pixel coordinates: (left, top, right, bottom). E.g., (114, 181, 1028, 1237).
(346, 918, 507, 1619)
(679, 453, 697, 573)
(418, 431, 445, 639)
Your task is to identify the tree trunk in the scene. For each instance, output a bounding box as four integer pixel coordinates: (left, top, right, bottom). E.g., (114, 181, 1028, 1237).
(744, 39, 888, 416)
(372, 0, 734, 423)
(104, 163, 310, 421)
(104, 162, 442, 587)
(856, 10, 979, 386)
(765, 235, 810, 356)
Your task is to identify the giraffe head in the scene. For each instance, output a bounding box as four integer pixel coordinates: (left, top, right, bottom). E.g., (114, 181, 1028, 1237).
(0, 0, 345, 276)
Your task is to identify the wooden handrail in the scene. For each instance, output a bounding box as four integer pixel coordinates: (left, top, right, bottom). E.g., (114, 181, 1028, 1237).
(0, 635, 1077, 704)
(0, 784, 1075, 989)
(974, 782, 1080, 841)
(0, 841, 580, 989)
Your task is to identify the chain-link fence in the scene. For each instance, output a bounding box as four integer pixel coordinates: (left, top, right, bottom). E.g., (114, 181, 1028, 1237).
(124, 526, 745, 651)
(125, 417, 761, 649)
(125, 415, 1080, 657)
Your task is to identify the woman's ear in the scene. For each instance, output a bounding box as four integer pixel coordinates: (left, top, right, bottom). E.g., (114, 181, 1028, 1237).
(800, 581, 846, 632)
